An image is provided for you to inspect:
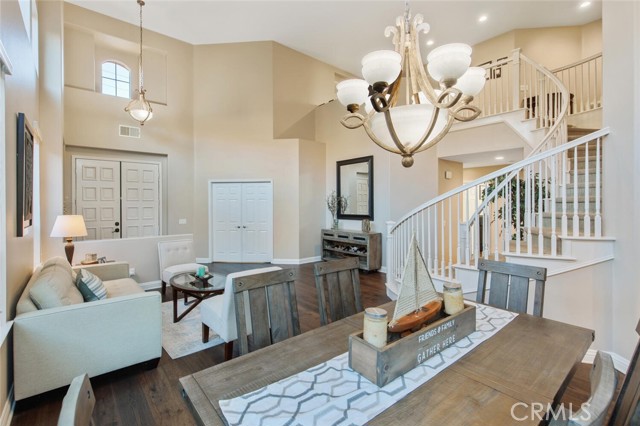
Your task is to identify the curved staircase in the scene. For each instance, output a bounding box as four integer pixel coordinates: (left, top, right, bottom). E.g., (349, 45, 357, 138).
(385, 50, 611, 299)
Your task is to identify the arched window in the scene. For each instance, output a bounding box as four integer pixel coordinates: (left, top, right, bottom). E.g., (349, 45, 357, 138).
(101, 61, 130, 98)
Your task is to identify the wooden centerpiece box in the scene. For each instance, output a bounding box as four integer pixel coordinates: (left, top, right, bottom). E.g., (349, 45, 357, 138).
(348, 303, 476, 387)
(349, 235, 477, 387)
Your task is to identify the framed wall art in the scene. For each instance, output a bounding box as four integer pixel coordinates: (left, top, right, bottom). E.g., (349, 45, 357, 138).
(17, 112, 34, 237)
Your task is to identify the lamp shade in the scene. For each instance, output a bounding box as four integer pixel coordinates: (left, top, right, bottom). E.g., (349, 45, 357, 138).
(362, 50, 402, 86)
(454, 67, 487, 97)
(426, 43, 472, 83)
(125, 92, 153, 124)
(370, 104, 448, 149)
(50, 215, 88, 238)
(336, 79, 370, 107)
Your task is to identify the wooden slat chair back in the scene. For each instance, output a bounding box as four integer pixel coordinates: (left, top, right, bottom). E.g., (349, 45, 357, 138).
(57, 374, 95, 426)
(476, 259, 547, 317)
(610, 318, 640, 426)
(313, 257, 363, 326)
(233, 268, 301, 356)
(549, 351, 617, 426)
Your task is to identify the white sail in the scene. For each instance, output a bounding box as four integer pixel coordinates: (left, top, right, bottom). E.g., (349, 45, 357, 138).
(391, 235, 439, 325)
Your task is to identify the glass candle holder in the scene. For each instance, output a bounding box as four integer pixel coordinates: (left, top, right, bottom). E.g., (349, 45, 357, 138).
(363, 307, 388, 348)
(443, 282, 464, 315)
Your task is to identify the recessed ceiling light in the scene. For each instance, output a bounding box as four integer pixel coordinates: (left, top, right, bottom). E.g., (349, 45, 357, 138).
(478, 15, 488, 23)
(579, 1, 591, 8)
(495, 156, 504, 160)
(426, 39, 435, 46)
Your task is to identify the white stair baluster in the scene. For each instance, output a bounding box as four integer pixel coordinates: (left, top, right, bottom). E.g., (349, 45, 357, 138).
(573, 146, 580, 236)
(595, 137, 602, 237)
(584, 141, 591, 236)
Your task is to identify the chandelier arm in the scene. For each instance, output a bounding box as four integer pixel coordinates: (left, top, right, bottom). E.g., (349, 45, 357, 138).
(383, 109, 411, 154)
(405, 105, 443, 154)
(433, 87, 463, 109)
(449, 104, 482, 122)
(412, 115, 457, 154)
(340, 113, 367, 130)
(362, 121, 404, 155)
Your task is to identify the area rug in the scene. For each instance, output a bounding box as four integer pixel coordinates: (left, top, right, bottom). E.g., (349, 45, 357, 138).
(161, 299, 225, 359)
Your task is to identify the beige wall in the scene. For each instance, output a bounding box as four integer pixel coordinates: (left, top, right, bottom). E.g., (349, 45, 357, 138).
(1, 0, 43, 409)
(472, 21, 602, 70)
(62, 4, 194, 239)
(438, 159, 463, 195)
(463, 165, 507, 183)
(298, 139, 326, 259)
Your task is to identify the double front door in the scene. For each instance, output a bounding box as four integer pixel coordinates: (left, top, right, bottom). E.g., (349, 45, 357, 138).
(211, 182, 273, 263)
(74, 158, 161, 240)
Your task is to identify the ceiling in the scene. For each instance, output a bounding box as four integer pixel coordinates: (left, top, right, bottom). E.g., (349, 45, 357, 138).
(66, 0, 602, 75)
(440, 147, 523, 169)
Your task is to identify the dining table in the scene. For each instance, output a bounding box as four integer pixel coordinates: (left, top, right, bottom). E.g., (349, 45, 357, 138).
(180, 301, 594, 425)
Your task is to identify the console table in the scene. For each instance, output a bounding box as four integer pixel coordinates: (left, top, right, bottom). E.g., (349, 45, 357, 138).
(321, 229, 381, 271)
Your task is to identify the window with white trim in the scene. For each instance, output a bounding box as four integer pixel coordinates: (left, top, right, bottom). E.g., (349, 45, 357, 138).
(101, 61, 130, 98)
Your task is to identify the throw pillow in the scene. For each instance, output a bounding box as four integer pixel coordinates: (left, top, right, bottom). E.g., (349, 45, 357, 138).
(76, 269, 108, 302)
(29, 264, 84, 309)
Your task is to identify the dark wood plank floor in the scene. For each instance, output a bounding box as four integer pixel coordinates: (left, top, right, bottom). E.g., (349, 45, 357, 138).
(11, 262, 607, 425)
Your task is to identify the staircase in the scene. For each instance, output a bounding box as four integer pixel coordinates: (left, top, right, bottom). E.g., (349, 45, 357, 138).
(385, 50, 611, 299)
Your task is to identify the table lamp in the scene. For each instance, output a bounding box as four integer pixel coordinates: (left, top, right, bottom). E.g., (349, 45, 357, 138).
(50, 215, 88, 264)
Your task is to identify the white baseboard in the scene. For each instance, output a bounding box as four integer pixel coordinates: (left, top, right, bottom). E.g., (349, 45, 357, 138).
(379, 266, 387, 274)
(0, 386, 14, 426)
(581, 348, 630, 373)
(272, 256, 322, 265)
(140, 280, 162, 291)
(196, 257, 212, 264)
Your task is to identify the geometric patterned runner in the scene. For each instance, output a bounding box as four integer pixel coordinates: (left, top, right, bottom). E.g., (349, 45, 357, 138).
(220, 304, 517, 426)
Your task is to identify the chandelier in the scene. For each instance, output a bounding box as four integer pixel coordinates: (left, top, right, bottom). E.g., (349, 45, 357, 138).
(125, 0, 153, 125)
(336, 5, 486, 167)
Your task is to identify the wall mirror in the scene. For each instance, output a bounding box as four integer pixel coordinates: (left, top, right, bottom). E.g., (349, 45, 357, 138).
(337, 155, 374, 220)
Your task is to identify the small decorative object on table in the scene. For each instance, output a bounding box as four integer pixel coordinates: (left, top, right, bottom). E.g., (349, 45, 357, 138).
(363, 308, 387, 348)
(326, 191, 348, 230)
(443, 281, 464, 315)
(349, 235, 476, 387)
(361, 219, 371, 233)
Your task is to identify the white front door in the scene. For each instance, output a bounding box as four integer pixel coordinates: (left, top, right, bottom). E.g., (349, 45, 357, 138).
(75, 158, 121, 240)
(357, 175, 369, 215)
(211, 181, 273, 263)
(74, 158, 161, 240)
(121, 161, 160, 238)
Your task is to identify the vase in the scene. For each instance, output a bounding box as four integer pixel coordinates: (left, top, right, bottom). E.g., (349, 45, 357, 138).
(332, 217, 339, 230)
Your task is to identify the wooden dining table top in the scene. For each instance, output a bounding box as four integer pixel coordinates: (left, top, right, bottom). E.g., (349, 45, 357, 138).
(180, 301, 594, 426)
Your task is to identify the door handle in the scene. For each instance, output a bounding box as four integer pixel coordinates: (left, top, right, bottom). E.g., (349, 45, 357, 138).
(236, 226, 241, 229)
(115, 221, 120, 226)
(113, 228, 120, 233)
(242, 226, 247, 228)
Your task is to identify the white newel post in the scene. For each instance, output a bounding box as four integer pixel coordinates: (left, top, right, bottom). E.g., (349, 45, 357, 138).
(511, 48, 521, 111)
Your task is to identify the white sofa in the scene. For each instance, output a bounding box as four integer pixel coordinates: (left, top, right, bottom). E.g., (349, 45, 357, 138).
(13, 257, 161, 401)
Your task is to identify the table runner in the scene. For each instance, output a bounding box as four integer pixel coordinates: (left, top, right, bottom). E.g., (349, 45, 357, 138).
(220, 304, 517, 426)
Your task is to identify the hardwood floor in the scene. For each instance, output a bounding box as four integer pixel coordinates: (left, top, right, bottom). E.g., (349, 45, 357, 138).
(11, 262, 605, 425)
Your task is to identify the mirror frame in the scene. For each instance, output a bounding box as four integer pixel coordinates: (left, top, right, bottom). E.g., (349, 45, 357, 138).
(336, 155, 374, 220)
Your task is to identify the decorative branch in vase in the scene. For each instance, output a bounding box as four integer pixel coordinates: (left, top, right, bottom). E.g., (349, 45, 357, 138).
(327, 191, 348, 230)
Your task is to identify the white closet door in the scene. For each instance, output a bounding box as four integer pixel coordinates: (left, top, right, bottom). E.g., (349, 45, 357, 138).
(212, 183, 243, 262)
(75, 158, 121, 240)
(121, 162, 160, 238)
(241, 182, 273, 263)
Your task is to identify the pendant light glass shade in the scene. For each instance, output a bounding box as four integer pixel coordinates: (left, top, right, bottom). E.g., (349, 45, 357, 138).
(362, 50, 402, 86)
(126, 91, 153, 124)
(370, 104, 448, 149)
(336, 79, 370, 108)
(426, 43, 472, 83)
(454, 67, 487, 97)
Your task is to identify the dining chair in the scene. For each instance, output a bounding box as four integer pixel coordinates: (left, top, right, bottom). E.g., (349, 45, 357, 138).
(475, 259, 547, 317)
(57, 373, 95, 426)
(200, 266, 282, 360)
(158, 239, 208, 295)
(313, 257, 363, 326)
(549, 351, 617, 426)
(609, 318, 640, 426)
(233, 268, 300, 356)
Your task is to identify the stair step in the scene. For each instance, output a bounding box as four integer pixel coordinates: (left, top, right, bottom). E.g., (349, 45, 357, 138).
(553, 198, 598, 212)
(507, 239, 560, 256)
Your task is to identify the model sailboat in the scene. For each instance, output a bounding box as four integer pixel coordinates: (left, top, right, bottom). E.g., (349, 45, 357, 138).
(388, 235, 443, 333)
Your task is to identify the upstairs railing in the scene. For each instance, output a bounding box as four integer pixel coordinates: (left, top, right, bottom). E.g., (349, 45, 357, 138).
(386, 128, 609, 291)
(386, 51, 604, 290)
(553, 53, 603, 116)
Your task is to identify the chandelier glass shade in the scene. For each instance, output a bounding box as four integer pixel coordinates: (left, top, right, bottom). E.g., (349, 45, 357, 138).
(336, 9, 485, 167)
(125, 0, 153, 126)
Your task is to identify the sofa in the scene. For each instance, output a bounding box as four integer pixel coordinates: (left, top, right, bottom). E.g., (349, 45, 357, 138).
(13, 257, 161, 401)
